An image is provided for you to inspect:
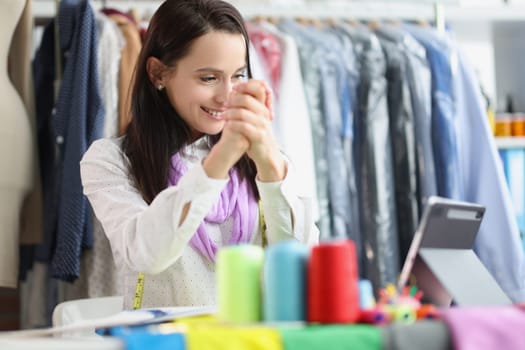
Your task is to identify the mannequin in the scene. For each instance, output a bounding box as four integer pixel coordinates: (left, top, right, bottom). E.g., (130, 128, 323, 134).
(1, 0, 34, 288)
(9, 0, 43, 246)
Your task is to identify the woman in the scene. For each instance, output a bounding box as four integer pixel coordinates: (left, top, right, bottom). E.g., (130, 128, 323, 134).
(80, 0, 319, 310)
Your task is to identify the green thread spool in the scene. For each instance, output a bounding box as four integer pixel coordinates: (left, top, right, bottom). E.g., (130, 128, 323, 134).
(217, 245, 264, 323)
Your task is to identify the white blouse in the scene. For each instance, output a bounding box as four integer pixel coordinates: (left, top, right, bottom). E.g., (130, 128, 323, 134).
(80, 137, 319, 309)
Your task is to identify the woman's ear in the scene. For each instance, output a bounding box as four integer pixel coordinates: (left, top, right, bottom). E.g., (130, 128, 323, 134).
(146, 56, 167, 89)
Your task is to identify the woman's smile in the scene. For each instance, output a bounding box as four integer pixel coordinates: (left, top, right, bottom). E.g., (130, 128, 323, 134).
(201, 106, 226, 120)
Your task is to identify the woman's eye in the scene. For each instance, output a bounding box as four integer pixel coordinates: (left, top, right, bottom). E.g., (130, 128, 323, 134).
(233, 73, 247, 81)
(200, 76, 217, 83)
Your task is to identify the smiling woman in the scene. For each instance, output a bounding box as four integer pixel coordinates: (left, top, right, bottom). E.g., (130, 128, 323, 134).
(148, 31, 248, 138)
(79, 0, 319, 310)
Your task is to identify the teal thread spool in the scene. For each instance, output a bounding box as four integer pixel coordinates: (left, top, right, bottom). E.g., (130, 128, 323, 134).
(263, 240, 309, 322)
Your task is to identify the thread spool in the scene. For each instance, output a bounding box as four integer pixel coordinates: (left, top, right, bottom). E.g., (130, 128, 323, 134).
(216, 245, 264, 323)
(511, 114, 525, 136)
(358, 279, 375, 309)
(263, 240, 309, 322)
(307, 240, 360, 324)
(495, 113, 512, 137)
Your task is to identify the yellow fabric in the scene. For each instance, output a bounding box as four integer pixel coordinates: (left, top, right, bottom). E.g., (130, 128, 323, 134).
(175, 314, 219, 328)
(186, 324, 282, 350)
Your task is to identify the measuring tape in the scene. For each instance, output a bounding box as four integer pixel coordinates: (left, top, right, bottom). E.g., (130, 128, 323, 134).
(132, 201, 266, 310)
(133, 272, 145, 310)
(258, 200, 267, 248)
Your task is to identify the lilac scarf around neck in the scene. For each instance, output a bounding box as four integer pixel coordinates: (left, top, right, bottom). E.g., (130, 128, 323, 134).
(168, 152, 258, 262)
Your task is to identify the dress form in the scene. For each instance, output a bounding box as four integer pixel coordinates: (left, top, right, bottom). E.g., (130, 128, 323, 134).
(10, 0, 43, 246)
(1, 0, 33, 288)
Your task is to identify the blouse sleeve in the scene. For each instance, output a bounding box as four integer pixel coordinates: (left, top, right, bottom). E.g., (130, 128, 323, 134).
(80, 139, 228, 274)
(256, 159, 320, 247)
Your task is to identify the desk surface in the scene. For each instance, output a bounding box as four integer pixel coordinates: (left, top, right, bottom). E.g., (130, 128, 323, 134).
(0, 320, 451, 350)
(0, 336, 123, 350)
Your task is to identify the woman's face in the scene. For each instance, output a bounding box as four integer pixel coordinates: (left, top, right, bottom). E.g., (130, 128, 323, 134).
(164, 31, 247, 139)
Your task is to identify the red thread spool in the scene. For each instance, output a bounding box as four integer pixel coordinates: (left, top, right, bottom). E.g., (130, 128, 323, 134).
(307, 240, 360, 323)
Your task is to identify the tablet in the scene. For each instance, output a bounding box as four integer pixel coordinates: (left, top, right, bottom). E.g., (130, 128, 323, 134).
(397, 196, 511, 306)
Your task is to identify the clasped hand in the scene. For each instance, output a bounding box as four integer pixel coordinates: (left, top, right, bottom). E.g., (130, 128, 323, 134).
(220, 79, 286, 182)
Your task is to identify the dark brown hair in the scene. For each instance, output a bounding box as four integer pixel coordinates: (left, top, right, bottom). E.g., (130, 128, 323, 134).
(122, 0, 257, 204)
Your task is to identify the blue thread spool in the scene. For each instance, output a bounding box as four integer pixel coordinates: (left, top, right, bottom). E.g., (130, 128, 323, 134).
(263, 240, 309, 322)
(358, 279, 376, 309)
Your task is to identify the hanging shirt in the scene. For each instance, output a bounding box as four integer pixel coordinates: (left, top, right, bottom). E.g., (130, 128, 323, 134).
(453, 45, 525, 303)
(310, 26, 355, 242)
(278, 19, 332, 239)
(404, 24, 463, 201)
(339, 24, 400, 291)
(258, 21, 319, 223)
(329, 25, 362, 262)
(376, 31, 420, 265)
(377, 25, 437, 207)
(38, 0, 105, 282)
(80, 137, 319, 309)
(246, 22, 282, 99)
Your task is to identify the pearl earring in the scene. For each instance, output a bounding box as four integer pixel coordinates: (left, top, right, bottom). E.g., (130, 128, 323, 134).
(157, 84, 164, 91)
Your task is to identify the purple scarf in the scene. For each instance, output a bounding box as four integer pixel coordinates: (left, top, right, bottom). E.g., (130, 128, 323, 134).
(168, 153, 258, 262)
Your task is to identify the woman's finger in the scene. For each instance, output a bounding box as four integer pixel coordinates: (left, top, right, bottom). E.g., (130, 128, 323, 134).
(232, 80, 267, 103)
(223, 107, 260, 127)
(226, 91, 269, 120)
(229, 80, 273, 121)
(224, 110, 269, 141)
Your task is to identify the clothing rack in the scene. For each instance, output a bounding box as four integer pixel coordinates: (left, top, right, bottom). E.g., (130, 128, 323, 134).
(33, 0, 453, 24)
(33, 0, 451, 100)
(233, 1, 452, 23)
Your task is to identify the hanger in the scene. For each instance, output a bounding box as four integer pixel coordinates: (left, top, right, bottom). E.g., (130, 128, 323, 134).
(309, 17, 325, 29)
(367, 19, 381, 31)
(325, 17, 339, 28)
(384, 19, 401, 27)
(128, 7, 141, 24)
(266, 16, 279, 25)
(343, 18, 361, 28)
(415, 19, 430, 27)
(251, 15, 279, 25)
(294, 16, 310, 26)
(251, 15, 265, 23)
